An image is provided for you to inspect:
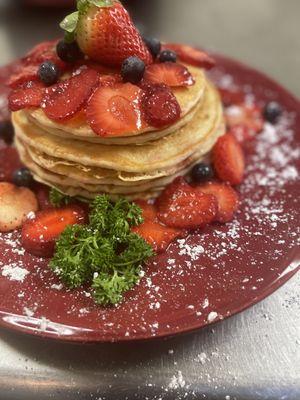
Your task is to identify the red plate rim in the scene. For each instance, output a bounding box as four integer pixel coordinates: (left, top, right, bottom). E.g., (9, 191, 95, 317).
(0, 52, 299, 343)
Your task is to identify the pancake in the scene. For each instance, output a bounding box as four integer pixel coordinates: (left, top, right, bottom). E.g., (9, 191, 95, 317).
(26, 97, 202, 146)
(25, 65, 206, 145)
(13, 81, 223, 175)
(16, 133, 223, 194)
(32, 177, 163, 202)
(20, 138, 212, 185)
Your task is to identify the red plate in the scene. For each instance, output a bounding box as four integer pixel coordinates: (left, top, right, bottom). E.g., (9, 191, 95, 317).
(0, 54, 299, 342)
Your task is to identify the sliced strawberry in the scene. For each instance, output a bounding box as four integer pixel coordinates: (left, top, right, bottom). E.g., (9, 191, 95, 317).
(0, 147, 23, 182)
(0, 182, 38, 232)
(134, 219, 183, 253)
(133, 201, 183, 252)
(8, 81, 46, 112)
(218, 88, 245, 107)
(8, 41, 68, 89)
(75, 61, 117, 75)
(225, 104, 264, 142)
(35, 184, 52, 210)
(144, 62, 195, 87)
(7, 65, 40, 89)
(98, 74, 122, 87)
(213, 134, 245, 186)
(157, 177, 218, 229)
(163, 43, 215, 69)
(197, 182, 239, 223)
(135, 200, 157, 220)
(141, 83, 181, 128)
(156, 177, 190, 210)
(228, 125, 255, 144)
(22, 41, 56, 64)
(41, 68, 99, 121)
(21, 205, 87, 258)
(86, 82, 146, 136)
(22, 40, 67, 71)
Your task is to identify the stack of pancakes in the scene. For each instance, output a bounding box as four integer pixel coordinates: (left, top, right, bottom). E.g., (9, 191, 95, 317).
(12, 65, 225, 200)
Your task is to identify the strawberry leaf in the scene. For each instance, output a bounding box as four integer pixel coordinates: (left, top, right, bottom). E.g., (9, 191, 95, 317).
(60, 11, 79, 34)
(89, 0, 115, 6)
(77, 0, 114, 13)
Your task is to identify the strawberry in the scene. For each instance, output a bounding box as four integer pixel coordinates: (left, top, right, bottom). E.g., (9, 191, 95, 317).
(65, 0, 152, 67)
(133, 219, 183, 253)
(133, 201, 183, 252)
(163, 43, 215, 69)
(141, 83, 181, 128)
(7, 65, 40, 89)
(229, 124, 258, 144)
(41, 68, 99, 121)
(0, 147, 23, 182)
(156, 177, 190, 210)
(22, 40, 67, 70)
(218, 87, 245, 107)
(86, 82, 145, 136)
(0, 182, 38, 232)
(8, 81, 46, 112)
(74, 60, 116, 75)
(135, 200, 157, 220)
(8, 41, 68, 89)
(35, 184, 52, 210)
(225, 104, 264, 143)
(98, 74, 122, 87)
(21, 205, 87, 257)
(157, 177, 218, 229)
(144, 62, 195, 87)
(213, 134, 245, 186)
(197, 182, 239, 223)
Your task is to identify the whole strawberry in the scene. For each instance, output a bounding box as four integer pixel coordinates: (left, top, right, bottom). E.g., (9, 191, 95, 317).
(60, 0, 152, 67)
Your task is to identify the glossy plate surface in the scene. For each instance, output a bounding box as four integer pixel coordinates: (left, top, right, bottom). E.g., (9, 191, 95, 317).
(0, 54, 299, 342)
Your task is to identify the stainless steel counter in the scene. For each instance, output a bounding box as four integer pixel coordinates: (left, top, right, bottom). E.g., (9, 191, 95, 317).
(0, 1, 299, 399)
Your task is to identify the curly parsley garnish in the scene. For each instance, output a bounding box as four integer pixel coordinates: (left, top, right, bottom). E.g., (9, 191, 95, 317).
(49, 195, 154, 305)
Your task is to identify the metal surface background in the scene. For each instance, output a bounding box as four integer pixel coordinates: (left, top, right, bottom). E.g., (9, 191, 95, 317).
(0, 0, 299, 399)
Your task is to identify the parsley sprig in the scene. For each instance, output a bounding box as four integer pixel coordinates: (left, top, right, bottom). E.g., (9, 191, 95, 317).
(49, 195, 154, 305)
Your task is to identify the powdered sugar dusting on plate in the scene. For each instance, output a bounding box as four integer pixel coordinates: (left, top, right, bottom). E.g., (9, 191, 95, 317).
(0, 63, 299, 342)
(1, 264, 29, 282)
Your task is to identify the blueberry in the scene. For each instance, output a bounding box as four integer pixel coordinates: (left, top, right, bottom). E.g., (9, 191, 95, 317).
(0, 120, 14, 145)
(56, 40, 83, 63)
(191, 163, 214, 183)
(13, 168, 34, 188)
(121, 56, 145, 84)
(143, 37, 161, 58)
(158, 49, 177, 63)
(38, 61, 60, 86)
(263, 101, 282, 124)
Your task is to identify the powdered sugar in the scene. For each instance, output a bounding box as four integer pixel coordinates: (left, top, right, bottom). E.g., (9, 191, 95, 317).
(207, 312, 218, 323)
(194, 352, 208, 365)
(168, 371, 186, 390)
(178, 240, 205, 260)
(1, 264, 29, 282)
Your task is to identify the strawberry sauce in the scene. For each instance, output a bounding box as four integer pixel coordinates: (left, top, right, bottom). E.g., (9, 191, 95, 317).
(0, 55, 299, 342)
